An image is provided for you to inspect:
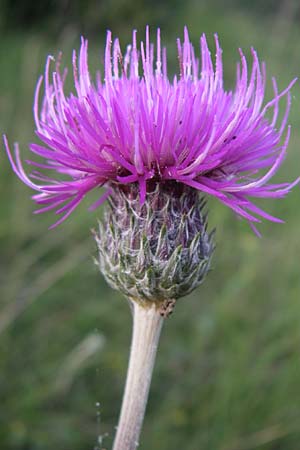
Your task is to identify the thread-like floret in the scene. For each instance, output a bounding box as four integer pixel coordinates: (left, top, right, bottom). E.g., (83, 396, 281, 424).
(4, 27, 299, 232)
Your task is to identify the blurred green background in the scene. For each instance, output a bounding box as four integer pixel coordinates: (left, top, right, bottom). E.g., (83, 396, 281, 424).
(0, 1, 300, 449)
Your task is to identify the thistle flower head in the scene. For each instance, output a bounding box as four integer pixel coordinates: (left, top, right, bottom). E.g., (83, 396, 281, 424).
(4, 27, 299, 231)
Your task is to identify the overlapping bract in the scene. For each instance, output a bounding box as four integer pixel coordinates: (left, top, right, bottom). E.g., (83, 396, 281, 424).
(4, 27, 299, 228)
(95, 183, 214, 303)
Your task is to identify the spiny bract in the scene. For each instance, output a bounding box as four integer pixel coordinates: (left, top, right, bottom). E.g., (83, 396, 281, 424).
(94, 182, 214, 304)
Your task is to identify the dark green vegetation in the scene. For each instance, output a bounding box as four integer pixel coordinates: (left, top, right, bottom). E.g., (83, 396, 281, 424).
(1, 1, 300, 449)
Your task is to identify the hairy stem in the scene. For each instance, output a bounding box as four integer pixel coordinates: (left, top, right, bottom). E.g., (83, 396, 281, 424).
(112, 301, 164, 450)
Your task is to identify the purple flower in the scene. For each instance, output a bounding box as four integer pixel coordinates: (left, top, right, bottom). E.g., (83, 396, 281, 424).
(4, 27, 299, 229)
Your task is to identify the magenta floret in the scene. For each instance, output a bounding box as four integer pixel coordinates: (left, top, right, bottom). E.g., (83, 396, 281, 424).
(4, 27, 299, 229)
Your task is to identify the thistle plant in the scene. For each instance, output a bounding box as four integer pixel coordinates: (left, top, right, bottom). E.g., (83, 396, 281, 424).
(3, 27, 299, 450)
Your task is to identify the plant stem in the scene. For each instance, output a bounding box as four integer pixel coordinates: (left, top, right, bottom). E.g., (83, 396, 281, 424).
(112, 301, 164, 450)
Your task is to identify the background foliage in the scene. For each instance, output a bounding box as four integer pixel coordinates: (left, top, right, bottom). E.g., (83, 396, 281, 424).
(1, 1, 300, 449)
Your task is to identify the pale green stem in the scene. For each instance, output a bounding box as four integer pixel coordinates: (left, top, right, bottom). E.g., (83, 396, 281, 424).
(112, 301, 164, 450)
